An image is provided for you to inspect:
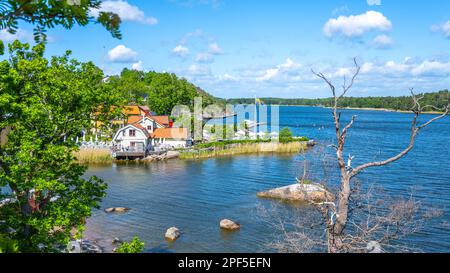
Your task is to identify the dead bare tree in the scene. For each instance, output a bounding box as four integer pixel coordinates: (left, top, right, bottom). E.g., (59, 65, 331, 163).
(310, 58, 450, 253)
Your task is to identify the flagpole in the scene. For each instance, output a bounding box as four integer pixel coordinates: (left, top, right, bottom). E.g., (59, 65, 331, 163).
(254, 96, 257, 138)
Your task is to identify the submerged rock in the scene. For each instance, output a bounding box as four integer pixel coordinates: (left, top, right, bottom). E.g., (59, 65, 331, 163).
(165, 227, 181, 241)
(104, 207, 131, 213)
(366, 241, 383, 253)
(112, 237, 123, 245)
(220, 219, 241, 231)
(142, 151, 180, 162)
(257, 183, 335, 203)
(67, 239, 103, 253)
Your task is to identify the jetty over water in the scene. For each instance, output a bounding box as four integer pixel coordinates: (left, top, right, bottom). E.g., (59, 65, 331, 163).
(112, 146, 146, 159)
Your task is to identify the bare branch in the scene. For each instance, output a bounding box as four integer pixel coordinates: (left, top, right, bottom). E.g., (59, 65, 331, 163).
(339, 58, 361, 100)
(350, 100, 449, 178)
(311, 69, 336, 98)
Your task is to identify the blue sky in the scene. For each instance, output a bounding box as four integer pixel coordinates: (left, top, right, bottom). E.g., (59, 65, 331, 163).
(1, 0, 450, 98)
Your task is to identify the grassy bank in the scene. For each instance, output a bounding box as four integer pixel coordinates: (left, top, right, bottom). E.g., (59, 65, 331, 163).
(179, 139, 309, 159)
(74, 148, 113, 164)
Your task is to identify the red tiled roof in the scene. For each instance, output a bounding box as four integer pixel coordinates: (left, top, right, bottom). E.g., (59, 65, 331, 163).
(139, 105, 151, 113)
(127, 115, 143, 124)
(151, 128, 188, 140)
(151, 116, 170, 126)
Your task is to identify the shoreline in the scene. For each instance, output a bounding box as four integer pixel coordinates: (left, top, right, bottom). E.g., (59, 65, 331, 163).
(273, 105, 444, 114)
(322, 106, 444, 115)
(75, 141, 311, 164)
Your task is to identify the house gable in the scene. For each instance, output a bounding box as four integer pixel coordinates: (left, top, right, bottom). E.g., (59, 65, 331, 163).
(112, 124, 149, 142)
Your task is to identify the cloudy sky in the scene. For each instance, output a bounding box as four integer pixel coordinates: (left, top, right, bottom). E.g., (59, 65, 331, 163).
(1, 0, 450, 98)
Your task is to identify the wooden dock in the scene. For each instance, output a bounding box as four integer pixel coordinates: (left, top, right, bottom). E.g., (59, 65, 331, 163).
(112, 147, 146, 159)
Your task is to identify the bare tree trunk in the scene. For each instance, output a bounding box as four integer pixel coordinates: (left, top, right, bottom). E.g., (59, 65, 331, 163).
(312, 58, 449, 253)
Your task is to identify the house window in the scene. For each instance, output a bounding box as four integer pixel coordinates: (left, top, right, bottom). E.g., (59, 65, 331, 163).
(122, 130, 125, 136)
(147, 125, 152, 131)
(129, 130, 136, 137)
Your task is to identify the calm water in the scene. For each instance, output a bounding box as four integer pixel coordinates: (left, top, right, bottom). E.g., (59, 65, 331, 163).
(85, 106, 450, 253)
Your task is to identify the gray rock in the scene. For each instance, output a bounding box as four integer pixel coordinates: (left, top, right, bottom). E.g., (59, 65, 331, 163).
(165, 227, 181, 241)
(112, 237, 122, 245)
(257, 183, 335, 203)
(104, 207, 131, 213)
(220, 219, 241, 231)
(366, 241, 383, 253)
(67, 239, 103, 253)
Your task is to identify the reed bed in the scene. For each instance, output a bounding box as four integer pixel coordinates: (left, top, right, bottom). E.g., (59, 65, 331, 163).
(179, 141, 308, 160)
(74, 148, 113, 164)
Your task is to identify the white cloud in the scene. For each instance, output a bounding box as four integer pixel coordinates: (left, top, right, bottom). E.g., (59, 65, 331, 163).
(324, 11, 392, 38)
(178, 56, 450, 98)
(208, 43, 223, 55)
(367, 0, 381, 6)
(172, 45, 189, 57)
(195, 53, 214, 63)
(187, 64, 211, 76)
(180, 29, 204, 45)
(372, 34, 393, 49)
(0, 29, 34, 42)
(332, 5, 349, 16)
(411, 60, 450, 76)
(218, 73, 238, 82)
(257, 58, 301, 82)
(90, 0, 158, 25)
(431, 20, 450, 39)
(107, 45, 138, 63)
(132, 60, 143, 71)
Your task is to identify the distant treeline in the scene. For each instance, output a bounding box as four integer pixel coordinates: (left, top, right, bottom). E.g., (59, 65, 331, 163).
(226, 90, 449, 111)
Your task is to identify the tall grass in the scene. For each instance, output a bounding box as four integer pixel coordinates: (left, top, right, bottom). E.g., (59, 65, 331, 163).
(180, 141, 308, 159)
(74, 148, 113, 164)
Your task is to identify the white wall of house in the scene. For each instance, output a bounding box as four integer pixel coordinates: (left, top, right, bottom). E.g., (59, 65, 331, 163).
(135, 117, 165, 134)
(138, 118, 155, 134)
(113, 126, 148, 149)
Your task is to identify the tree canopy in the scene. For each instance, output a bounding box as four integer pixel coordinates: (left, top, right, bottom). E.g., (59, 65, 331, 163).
(108, 68, 221, 115)
(0, 0, 121, 47)
(0, 41, 124, 252)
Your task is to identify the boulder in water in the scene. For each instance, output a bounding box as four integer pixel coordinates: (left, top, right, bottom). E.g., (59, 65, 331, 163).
(220, 219, 241, 231)
(257, 183, 335, 203)
(104, 207, 131, 213)
(165, 227, 181, 241)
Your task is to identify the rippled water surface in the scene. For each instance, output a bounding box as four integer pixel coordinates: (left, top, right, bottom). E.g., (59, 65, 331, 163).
(85, 106, 450, 252)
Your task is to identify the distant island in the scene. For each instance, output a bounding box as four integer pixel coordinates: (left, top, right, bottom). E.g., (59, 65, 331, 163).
(226, 90, 449, 113)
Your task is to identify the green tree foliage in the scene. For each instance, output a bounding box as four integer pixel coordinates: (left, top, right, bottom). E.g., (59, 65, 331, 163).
(227, 90, 450, 112)
(279, 127, 293, 143)
(0, 41, 126, 252)
(0, 234, 19, 253)
(0, 0, 121, 44)
(108, 69, 221, 115)
(115, 236, 145, 253)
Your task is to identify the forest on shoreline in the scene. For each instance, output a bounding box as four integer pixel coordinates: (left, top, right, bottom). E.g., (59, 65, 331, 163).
(226, 90, 449, 112)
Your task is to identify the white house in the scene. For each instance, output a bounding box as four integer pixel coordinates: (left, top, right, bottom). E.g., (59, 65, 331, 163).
(112, 115, 191, 155)
(112, 124, 151, 153)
